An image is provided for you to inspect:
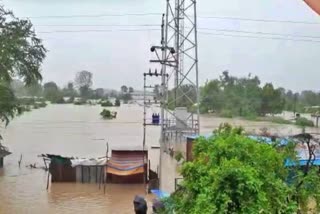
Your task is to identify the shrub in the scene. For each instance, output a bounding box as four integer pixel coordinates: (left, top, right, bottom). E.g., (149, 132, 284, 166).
(295, 117, 314, 127)
(101, 100, 113, 107)
(174, 151, 184, 162)
(100, 109, 111, 118)
(165, 124, 297, 214)
(219, 109, 233, 118)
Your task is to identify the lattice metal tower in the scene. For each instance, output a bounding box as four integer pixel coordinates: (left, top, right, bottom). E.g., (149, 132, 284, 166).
(150, 0, 200, 145)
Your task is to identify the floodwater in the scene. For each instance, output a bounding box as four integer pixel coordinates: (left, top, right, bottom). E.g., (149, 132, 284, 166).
(0, 104, 319, 213)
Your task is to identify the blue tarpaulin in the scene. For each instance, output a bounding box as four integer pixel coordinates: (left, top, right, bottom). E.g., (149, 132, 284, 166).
(151, 189, 170, 199)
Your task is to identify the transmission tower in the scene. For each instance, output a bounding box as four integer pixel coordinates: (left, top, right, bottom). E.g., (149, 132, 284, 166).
(150, 0, 200, 145)
(146, 0, 199, 191)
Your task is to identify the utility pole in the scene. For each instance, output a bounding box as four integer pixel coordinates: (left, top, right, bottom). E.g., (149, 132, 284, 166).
(148, 0, 200, 189)
(157, 0, 200, 143)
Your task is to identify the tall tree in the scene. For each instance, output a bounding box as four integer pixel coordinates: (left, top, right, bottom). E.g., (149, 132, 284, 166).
(129, 87, 134, 93)
(95, 88, 105, 98)
(74, 70, 93, 98)
(260, 83, 285, 115)
(43, 82, 61, 103)
(62, 82, 77, 97)
(121, 85, 128, 93)
(0, 5, 46, 125)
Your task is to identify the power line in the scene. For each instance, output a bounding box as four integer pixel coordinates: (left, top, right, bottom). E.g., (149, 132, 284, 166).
(34, 24, 160, 27)
(198, 27, 320, 40)
(36, 26, 320, 42)
(198, 31, 320, 44)
(198, 15, 320, 25)
(22, 12, 320, 25)
(23, 12, 163, 19)
(37, 28, 160, 34)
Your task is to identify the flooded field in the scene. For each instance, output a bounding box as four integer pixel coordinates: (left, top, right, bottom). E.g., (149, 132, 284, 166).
(0, 104, 319, 213)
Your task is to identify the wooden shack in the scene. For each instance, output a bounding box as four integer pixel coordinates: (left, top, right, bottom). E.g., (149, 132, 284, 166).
(42, 154, 107, 183)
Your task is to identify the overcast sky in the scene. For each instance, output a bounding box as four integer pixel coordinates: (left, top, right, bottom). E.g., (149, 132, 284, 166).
(3, 0, 320, 92)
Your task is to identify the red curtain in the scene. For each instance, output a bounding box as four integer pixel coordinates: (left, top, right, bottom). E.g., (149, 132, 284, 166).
(304, 0, 320, 15)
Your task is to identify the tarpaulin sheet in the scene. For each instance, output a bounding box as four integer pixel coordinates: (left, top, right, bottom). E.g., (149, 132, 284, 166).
(107, 165, 144, 176)
(106, 153, 145, 176)
(71, 157, 107, 167)
(151, 189, 170, 199)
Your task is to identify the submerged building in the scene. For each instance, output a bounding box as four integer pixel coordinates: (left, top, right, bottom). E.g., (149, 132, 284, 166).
(0, 144, 11, 168)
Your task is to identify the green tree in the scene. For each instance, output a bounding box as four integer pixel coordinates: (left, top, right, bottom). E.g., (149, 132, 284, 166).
(167, 125, 297, 214)
(62, 82, 77, 97)
(94, 88, 105, 99)
(121, 85, 128, 93)
(129, 87, 134, 93)
(260, 83, 285, 116)
(200, 80, 223, 113)
(0, 6, 46, 125)
(75, 70, 93, 98)
(26, 83, 43, 97)
(43, 82, 63, 103)
(120, 93, 132, 104)
(115, 98, 121, 106)
(168, 84, 197, 111)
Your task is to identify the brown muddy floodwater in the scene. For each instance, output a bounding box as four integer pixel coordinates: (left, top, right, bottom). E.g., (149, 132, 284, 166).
(0, 104, 319, 213)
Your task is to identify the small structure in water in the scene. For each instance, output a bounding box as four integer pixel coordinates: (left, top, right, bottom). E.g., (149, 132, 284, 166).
(106, 146, 148, 184)
(40, 146, 157, 187)
(40, 154, 107, 183)
(0, 144, 11, 168)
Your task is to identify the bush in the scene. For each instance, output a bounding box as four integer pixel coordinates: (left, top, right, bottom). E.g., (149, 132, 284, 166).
(100, 109, 117, 119)
(20, 105, 31, 112)
(166, 124, 298, 214)
(219, 109, 233, 118)
(37, 102, 47, 108)
(101, 100, 113, 107)
(295, 117, 314, 127)
(100, 109, 111, 119)
(18, 98, 35, 106)
(174, 151, 184, 162)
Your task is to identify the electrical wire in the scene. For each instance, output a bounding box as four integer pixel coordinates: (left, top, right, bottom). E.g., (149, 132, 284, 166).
(34, 24, 160, 27)
(23, 12, 163, 19)
(198, 31, 320, 43)
(198, 15, 320, 25)
(21, 12, 320, 25)
(198, 27, 320, 40)
(37, 28, 160, 34)
(35, 27, 320, 44)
